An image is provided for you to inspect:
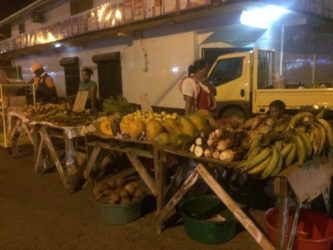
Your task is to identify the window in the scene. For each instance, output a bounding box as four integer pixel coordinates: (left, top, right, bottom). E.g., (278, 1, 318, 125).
(19, 23, 25, 34)
(70, 0, 93, 16)
(208, 57, 243, 86)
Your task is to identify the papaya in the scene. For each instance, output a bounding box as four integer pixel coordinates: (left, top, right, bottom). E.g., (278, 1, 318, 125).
(169, 134, 191, 149)
(100, 120, 113, 136)
(196, 109, 210, 117)
(146, 120, 163, 140)
(177, 116, 198, 137)
(155, 132, 170, 146)
(164, 118, 182, 134)
(120, 116, 145, 139)
(187, 113, 208, 131)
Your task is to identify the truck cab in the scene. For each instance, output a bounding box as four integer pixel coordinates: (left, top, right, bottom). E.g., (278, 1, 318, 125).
(207, 47, 333, 119)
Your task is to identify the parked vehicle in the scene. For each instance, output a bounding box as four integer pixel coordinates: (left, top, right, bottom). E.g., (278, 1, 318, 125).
(208, 47, 333, 119)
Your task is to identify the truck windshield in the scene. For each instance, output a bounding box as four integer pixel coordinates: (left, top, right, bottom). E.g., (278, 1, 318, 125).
(208, 57, 243, 86)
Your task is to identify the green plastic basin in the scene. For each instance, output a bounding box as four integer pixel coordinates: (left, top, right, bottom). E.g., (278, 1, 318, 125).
(178, 195, 237, 244)
(93, 198, 142, 224)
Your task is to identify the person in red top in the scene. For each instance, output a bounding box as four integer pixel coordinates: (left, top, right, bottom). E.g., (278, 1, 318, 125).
(179, 59, 216, 115)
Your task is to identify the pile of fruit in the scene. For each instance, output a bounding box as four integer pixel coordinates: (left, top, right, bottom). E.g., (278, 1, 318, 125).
(24, 103, 99, 126)
(92, 178, 145, 205)
(117, 109, 220, 149)
(237, 111, 333, 178)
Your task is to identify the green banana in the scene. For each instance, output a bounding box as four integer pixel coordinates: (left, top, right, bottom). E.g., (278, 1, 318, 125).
(261, 147, 280, 179)
(281, 142, 292, 158)
(296, 129, 312, 158)
(285, 142, 297, 167)
(317, 118, 333, 147)
(292, 134, 307, 166)
(314, 121, 326, 156)
(238, 147, 272, 171)
(287, 111, 313, 130)
(246, 146, 262, 160)
(274, 140, 283, 152)
(248, 155, 272, 175)
(270, 153, 283, 177)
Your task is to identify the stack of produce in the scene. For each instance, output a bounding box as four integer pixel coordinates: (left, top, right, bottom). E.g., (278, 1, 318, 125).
(189, 127, 248, 162)
(103, 95, 137, 116)
(24, 103, 99, 126)
(238, 111, 333, 178)
(92, 178, 145, 205)
(116, 109, 220, 150)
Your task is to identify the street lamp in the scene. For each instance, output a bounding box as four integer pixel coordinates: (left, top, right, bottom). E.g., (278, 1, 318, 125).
(240, 5, 290, 29)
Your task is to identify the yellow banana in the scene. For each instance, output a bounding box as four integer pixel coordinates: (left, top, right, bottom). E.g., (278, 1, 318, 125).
(261, 146, 280, 179)
(238, 147, 271, 171)
(317, 118, 333, 147)
(292, 134, 307, 166)
(285, 142, 296, 167)
(295, 129, 312, 158)
(270, 153, 283, 177)
(248, 155, 272, 174)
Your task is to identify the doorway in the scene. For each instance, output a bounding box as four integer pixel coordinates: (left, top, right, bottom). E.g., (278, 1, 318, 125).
(92, 52, 122, 99)
(59, 57, 80, 96)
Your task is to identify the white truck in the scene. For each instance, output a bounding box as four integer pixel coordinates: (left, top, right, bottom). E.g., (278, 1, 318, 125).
(207, 47, 333, 119)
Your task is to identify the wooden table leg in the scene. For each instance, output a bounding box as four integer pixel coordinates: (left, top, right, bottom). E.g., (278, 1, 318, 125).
(126, 150, 157, 196)
(9, 119, 21, 156)
(34, 131, 45, 174)
(83, 144, 101, 188)
(154, 146, 166, 213)
(156, 170, 199, 234)
(40, 127, 69, 191)
(277, 177, 289, 250)
(196, 164, 275, 250)
(22, 122, 34, 145)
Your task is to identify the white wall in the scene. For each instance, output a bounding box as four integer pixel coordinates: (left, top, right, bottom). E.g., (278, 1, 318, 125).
(13, 26, 196, 109)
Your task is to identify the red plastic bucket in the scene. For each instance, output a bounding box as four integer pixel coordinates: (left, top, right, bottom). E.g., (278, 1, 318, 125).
(264, 207, 333, 250)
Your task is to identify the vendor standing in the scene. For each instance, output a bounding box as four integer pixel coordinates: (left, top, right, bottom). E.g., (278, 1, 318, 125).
(79, 67, 97, 110)
(179, 59, 216, 115)
(31, 62, 57, 104)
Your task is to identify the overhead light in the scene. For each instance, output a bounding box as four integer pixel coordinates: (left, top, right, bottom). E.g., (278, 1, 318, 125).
(240, 5, 290, 29)
(54, 43, 62, 48)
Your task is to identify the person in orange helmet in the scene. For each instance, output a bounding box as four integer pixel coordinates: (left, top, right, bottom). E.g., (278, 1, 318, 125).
(30, 62, 57, 104)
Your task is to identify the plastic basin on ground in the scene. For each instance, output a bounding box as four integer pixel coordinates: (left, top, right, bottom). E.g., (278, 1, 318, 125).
(93, 198, 142, 224)
(178, 195, 237, 244)
(264, 207, 333, 250)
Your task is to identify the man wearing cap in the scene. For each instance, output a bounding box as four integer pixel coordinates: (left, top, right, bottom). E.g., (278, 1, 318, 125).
(31, 62, 57, 104)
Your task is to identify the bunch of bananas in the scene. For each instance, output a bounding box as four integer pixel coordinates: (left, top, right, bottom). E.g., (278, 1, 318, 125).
(238, 111, 333, 179)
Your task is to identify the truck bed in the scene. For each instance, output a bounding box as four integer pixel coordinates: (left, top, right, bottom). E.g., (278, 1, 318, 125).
(252, 88, 333, 113)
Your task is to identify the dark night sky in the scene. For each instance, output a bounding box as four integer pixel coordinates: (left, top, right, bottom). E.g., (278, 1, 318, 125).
(0, 0, 35, 21)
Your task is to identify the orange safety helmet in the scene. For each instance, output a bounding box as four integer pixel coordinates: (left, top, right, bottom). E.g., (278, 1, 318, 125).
(31, 62, 43, 73)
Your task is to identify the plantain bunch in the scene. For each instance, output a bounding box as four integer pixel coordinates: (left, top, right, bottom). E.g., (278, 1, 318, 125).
(238, 111, 333, 179)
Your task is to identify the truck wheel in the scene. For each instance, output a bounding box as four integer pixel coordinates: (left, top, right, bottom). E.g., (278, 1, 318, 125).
(220, 108, 246, 121)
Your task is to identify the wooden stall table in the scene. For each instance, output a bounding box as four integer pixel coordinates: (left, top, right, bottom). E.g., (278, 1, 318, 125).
(7, 109, 34, 156)
(84, 134, 166, 213)
(32, 120, 95, 194)
(156, 149, 275, 250)
(156, 148, 333, 250)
